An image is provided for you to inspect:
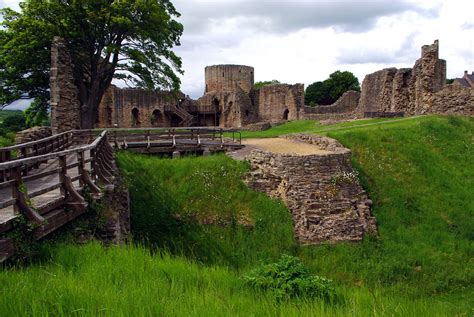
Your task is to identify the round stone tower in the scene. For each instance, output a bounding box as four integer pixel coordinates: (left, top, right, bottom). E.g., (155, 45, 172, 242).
(204, 64, 254, 94)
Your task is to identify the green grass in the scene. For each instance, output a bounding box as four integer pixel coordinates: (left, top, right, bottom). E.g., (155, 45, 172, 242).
(117, 153, 296, 268)
(1, 115, 472, 315)
(0, 242, 458, 317)
(237, 117, 418, 138)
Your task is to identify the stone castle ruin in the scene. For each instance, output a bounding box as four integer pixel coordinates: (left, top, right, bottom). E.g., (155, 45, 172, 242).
(50, 38, 472, 133)
(50, 36, 305, 132)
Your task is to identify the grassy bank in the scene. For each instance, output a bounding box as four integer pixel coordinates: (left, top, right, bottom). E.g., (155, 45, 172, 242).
(117, 152, 296, 268)
(0, 242, 456, 317)
(0, 115, 472, 315)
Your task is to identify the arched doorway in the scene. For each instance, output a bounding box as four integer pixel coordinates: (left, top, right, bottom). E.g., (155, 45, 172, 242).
(132, 108, 140, 126)
(106, 106, 113, 126)
(152, 109, 161, 126)
(212, 98, 221, 126)
(283, 109, 289, 120)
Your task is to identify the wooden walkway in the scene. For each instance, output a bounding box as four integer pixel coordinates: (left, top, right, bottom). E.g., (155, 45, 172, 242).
(0, 127, 242, 261)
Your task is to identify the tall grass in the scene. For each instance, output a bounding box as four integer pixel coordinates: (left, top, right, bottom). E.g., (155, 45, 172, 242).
(1, 115, 472, 315)
(299, 115, 474, 307)
(0, 242, 457, 316)
(117, 153, 297, 268)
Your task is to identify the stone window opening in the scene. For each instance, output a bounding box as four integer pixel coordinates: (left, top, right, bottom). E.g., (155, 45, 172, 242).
(212, 98, 221, 126)
(245, 109, 249, 117)
(283, 109, 289, 120)
(106, 106, 113, 126)
(132, 108, 140, 126)
(151, 109, 161, 126)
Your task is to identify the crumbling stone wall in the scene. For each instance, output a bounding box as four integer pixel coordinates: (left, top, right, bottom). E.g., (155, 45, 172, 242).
(50, 37, 81, 133)
(97, 86, 184, 128)
(302, 90, 360, 116)
(432, 84, 474, 115)
(257, 84, 304, 122)
(15, 127, 52, 144)
(357, 40, 449, 116)
(244, 134, 376, 244)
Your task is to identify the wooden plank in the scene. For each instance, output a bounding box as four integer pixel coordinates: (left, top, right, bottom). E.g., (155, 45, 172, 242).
(34, 206, 87, 240)
(0, 237, 16, 262)
(22, 168, 61, 183)
(0, 198, 15, 209)
(28, 183, 62, 199)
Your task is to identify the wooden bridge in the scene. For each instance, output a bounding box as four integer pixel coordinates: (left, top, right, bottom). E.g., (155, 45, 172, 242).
(0, 127, 242, 262)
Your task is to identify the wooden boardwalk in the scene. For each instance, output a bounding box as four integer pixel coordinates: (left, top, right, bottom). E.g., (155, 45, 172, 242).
(0, 127, 242, 261)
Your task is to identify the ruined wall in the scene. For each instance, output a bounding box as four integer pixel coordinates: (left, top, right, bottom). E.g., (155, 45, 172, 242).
(302, 90, 360, 117)
(96, 86, 182, 128)
(197, 88, 257, 128)
(357, 40, 448, 116)
(50, 37, 81, 133)
(257, 84, 304, 122)
(15, 127, 52, 144)
(432, 84, 474, 115)
(205, 65, 254, 94)
(244, 134, 376, 244)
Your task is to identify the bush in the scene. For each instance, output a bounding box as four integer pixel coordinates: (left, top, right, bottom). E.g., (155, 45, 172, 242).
(243, 254, 340, 302)
(2, 112, 27, 133)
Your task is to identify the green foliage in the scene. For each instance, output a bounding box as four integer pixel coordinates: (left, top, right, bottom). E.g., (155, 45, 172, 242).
(446, 78, 455, 84)
(305, 70, 360, 105)
(24, 97, 49, 127)
(0, 0, 183, 127)
(254, 80, 281, 89)
(243, 254, 339, 302)
(0, 110, 26, 133)
(116, 153, 296, 268)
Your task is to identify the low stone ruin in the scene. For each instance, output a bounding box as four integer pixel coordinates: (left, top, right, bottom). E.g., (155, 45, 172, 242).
(15, 126, 52, 144)
(243, 134, 376, 244)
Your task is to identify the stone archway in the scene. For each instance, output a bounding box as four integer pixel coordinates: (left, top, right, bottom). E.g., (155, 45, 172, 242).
(152, 109, 162, 126)
(283, 109, 289, 120)
(212, 98, 221, 126)
(132, 108, 140, 126)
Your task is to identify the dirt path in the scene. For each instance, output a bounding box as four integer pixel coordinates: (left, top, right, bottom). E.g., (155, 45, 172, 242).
(229, 138, 331, 160)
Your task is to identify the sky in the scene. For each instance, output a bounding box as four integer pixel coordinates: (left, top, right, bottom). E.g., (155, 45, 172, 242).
(1, 0, 474, 108)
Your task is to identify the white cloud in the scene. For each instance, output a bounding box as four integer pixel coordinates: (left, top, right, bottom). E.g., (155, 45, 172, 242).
(1, 0, 473, 99)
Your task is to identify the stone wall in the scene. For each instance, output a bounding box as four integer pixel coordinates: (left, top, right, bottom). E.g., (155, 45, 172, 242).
(356, 40, 451, 116)
(50, 37, 81, 133)
(205, 65, 254, 94)
(302, 90, 360, 116)
(97, 86, 182, 128)
(244, 134, 376, 244)
(432, 84, 474, 115)
(15, 127, 52, 144)
(256, 84, 304, 122)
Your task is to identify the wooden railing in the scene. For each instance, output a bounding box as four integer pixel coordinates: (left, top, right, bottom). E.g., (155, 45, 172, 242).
(0, 131, 74, 163)
(0, 127, 242, 261)
(0, 131, 116, 260)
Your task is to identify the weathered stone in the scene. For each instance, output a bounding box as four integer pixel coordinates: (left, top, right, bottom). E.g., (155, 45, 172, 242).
(50, 37, 81, 133)
(256, 83, 304, 122)
(243, 134, 377, 244)
(15, 127, 52, 144)
(355, 40, 474, 116)
(302, 90, 360, 117)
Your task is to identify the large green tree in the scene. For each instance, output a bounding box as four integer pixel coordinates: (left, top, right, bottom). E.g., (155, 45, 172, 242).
(0, 0, 183, 129)
(305, 70, 360, 106)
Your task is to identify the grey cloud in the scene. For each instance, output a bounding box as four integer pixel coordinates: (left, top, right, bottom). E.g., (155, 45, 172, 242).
(336, 32, 419, 65)
(174, 0, 436, 35)
(462, 22, 474, 30)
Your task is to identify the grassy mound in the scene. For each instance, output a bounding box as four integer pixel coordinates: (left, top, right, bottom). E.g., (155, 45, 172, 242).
(117, 153, 296, 268)
(1, 115, 472, 315)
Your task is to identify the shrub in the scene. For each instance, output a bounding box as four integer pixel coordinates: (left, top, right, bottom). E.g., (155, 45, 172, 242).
(243, 254, 340, 302)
